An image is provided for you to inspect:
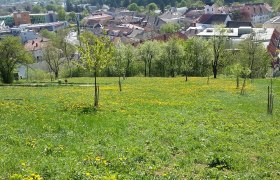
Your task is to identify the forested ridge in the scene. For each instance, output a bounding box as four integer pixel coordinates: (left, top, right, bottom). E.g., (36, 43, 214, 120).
(0, 0, 279, 8)
(71, 0, 280, 8)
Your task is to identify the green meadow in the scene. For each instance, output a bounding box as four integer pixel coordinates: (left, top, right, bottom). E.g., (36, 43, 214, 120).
(0, 77, 280, 179)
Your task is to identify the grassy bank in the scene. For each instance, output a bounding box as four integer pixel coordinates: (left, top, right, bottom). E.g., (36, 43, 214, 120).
(0, 77, 279, 179)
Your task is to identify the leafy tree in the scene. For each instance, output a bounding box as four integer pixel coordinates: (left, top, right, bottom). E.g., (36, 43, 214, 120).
(183, 37, 211, 81)
(54, 29, 76, 78)
(67, 11, 76, 22)
(46, 4, 57, 11)
(138, 41, 161, 77)
(162, 37, 184, 77)
(179, 0, 187, 7)
(0, 36, 32, 84)
(114, 43, 126, 91)
(238, 34, 271, 78)
(122, 44, 135, 77)
(43, 43, 64, 79)
(160, 23, 180, 34)
(32, 5, 44, 13)
(147, 3, 158, 13)
(210, 27, 227, 78)
(81, 9, 89, 18)
(57, 8, 66, 21)
(39, 29, 55, 39)
(123, 0, 130, 7)
(66, 0, 73, 12)
(77, 31, 114, 108)
(128, 3, 139, 11)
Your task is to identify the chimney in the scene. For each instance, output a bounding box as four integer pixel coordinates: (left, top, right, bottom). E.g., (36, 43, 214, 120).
(35, 43, 38, 47)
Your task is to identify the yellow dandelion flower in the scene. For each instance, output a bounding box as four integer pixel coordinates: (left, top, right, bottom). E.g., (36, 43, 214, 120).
(95, 156, 101, 161)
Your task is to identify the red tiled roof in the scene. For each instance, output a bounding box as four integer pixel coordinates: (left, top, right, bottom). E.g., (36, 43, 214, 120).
(267, 29, 280, 57)
(149, 32, 188, 42)
(24, 38, 49, 51)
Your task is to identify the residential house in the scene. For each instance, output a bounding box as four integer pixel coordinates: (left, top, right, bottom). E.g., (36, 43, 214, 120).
(197, 27, 280, 59)
(240, 3, 272, 24)
(195, 14, 231, 28)
(30, 11, 57, 24)
(20, 21, 68, 32)
(18, 37, 50, 78)
(149, 32, 188, 42)
(82, 13, 113, 27)
(204, 2, 219, 14)
(159, 9, 187, 24)
(24, 37, 49, 62)
(185, 8, 204, 24)
(13, 11, 31, 26)
(140, 15, 166, 31)
(226, 21, 254, 28)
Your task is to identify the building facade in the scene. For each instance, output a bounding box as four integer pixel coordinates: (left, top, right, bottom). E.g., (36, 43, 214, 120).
(13, 11, 31, 26)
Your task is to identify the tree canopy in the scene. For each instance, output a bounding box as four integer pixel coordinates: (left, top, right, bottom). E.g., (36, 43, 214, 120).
(0, 36, 32, 83)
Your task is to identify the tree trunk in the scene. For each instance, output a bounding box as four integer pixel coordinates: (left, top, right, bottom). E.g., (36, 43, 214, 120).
(185, 71, 188, 81)
(94, 70, 98, 108)
(241, 78, 246, 95)
(55, 72, 59, 79)
(213, 61, 217, 79)
(144, 61, 147, 77)
(148, 61, 152, 77)
(1, 70, 14, 84)
(125, 59, 130, 77)
(68, 61, 72, 78)
(236, 76, 239, 88)
(118, 76, 122, 92)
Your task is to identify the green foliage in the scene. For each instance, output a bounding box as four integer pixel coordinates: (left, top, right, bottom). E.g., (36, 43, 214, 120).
(210, 26, 228, 78)
(31, 5, 45, 13)
(39, 29, 55, 39)
(77, 31, 114, 73)
(127, 3, 139, 12)
(114, 43, 135, 77)
(67, 11, 76, 22)
(160, 23, 181, 34)
(161, 37, 184, 77)
(0, 36, 32, 84)
(147, 3, 158, 12)
(43, 43, 64, 79)
(57, 8, 66, 21)
(46, 4, 57, 11)
(183, 37, 212, 77)
(77, 31, 115, 108)
(237, 36, 271, 78)
(28, 69, 52, 82)
(138, 41, 161, 77)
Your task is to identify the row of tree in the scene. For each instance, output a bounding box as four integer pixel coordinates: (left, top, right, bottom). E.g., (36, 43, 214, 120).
(64, 0, 280, 12)
(0, 29, 271, 85)
(75, 30, 271, 108)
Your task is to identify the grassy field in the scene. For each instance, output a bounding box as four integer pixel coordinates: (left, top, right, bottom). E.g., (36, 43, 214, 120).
(0, 77, 280, 179)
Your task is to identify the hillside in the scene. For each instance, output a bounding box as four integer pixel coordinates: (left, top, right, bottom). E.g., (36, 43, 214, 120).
(1, 77, 279, 179)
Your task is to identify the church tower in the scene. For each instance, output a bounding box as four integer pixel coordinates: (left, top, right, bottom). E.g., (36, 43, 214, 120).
(204, 0, 215, 14)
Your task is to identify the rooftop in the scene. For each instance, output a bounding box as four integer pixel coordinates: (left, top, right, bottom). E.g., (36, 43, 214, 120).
(196, 14, 229, 24)
(264, 16, 280, 24)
